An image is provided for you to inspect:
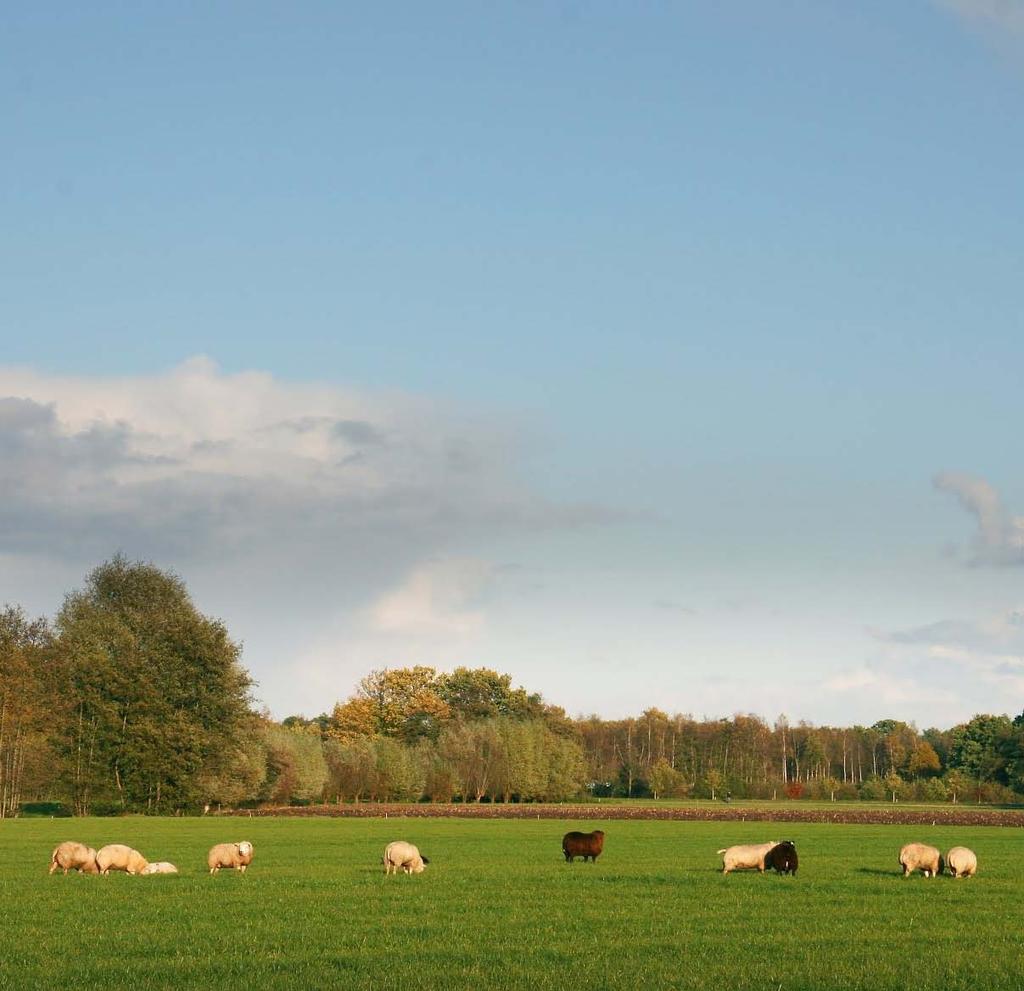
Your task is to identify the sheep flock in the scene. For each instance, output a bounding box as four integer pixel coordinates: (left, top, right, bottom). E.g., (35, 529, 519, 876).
(48, 834, 979, 881)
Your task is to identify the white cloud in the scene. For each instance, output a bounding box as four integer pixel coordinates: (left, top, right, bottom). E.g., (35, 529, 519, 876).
(822, 666, 958, 708)
(933, 471, 1024, 565)
(369, 558, 493, 636)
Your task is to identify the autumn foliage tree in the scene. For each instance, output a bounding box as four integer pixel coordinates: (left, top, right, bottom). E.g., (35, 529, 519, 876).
(0, 607, 58, 818)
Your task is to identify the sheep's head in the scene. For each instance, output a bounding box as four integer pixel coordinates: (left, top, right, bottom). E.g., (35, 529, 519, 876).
(238, 841, 253, 857)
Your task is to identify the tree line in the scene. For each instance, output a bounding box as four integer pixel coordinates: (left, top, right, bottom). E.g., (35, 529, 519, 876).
(2, 557, 1022, 816)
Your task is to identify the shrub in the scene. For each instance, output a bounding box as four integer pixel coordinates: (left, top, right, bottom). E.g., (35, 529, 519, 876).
(858, 777, 886, 801)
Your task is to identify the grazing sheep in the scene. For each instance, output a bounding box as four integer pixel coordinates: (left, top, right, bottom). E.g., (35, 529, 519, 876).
(49, 841, 99, 875)
(141, 861, 179, 875)
(945, 846, 977, 878)
(383, 841, 429, 875)
(899, 843, 944, 878)
(764, 841, 799, 876)
(562, 830, 605, 863)
(207, 841, 254, 874)
(718, 841, 780, 874)
(96, 844, 149, 876)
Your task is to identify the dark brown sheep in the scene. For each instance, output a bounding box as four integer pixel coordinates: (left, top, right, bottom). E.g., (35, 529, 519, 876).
(764, 840, 798, 875)
(562, 829, 605, 863)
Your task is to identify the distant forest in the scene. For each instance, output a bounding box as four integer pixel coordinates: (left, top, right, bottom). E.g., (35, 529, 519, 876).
(2, 557, 1022, 817)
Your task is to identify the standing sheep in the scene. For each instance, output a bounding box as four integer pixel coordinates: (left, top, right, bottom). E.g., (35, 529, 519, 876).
(945, 846, 977, 878)
(718, 841, 780, 874)
(764, 841, 799, 876)
(383, 841, 429, 875)
(562, 830, 605, 863)
(898, 843, 943, 877)
(49, 841, 99, 875)
(96, 844, 149, 876)
(207, 841, 254, 874)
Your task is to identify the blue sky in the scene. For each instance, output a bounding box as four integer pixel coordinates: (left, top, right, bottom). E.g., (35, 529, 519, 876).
(2, 2, 1023, 725)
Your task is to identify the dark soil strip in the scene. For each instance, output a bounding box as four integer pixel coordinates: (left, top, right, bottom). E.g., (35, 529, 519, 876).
(239, 803, 1024, 827)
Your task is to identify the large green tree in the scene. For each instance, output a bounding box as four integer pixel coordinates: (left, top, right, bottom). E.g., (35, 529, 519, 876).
(55, 556, 256, 813)
(949, 714, 1013, 788)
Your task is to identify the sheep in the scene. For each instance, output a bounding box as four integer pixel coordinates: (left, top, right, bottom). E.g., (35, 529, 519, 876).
(945, 846, 977, 878)
(96, 844, 149, 876)
(718, 841, 780, 874)
(764, 840, 799, 876)
(141, 861, 179, 875)
(49, 841, 99, 875)
(382, 841, 429, 875)
(207, 841, 254, 874)
(562, 830, 605, 863)
(898, 843, 944, 877)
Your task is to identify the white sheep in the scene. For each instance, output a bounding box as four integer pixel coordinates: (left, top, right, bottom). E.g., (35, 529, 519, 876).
(49, 841, 99, 875)
(96, 844, 149, 875)
(717, 841, 780, 874)
(898, 843, 943, 877)
(141, 861, 179, 875)
(383, 841, 429, 875)
(945, 846, 977, 878)
(207, 841, 254, 874)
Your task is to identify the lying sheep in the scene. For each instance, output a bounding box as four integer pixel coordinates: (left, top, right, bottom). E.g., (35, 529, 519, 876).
(141, 861, 179, 875)
(49, 841, 99, 875)
(383, 841, 429, 875)
(899, 843, 943, 877)
(718, 841, 780, 874)
(562, 830, 605, 863)
(207, 841, 254, 874)
(945, 846, 977, 878)
(764, 840, 798, 876)
(96, 844, 149, 876)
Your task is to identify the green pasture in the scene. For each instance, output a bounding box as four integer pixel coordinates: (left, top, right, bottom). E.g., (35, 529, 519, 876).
(1, 816, 1021, 990)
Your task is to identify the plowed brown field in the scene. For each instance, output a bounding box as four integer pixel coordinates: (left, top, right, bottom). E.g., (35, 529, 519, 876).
(243, 802, 1024, 826)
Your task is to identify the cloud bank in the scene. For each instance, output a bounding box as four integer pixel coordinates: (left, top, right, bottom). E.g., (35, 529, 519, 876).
(0, 357, 610, 564)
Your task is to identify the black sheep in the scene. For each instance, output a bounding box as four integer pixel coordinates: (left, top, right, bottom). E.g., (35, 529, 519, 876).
(562, 830, 605, 863)
(764, 840, 798, 875)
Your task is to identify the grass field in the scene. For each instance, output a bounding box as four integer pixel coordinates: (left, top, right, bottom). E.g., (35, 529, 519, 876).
(1, 816, 1021, 990)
